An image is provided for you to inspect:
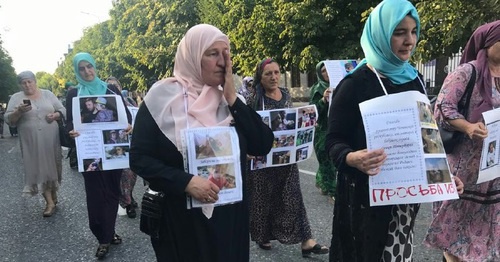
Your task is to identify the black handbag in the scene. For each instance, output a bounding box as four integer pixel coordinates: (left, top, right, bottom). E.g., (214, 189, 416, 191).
(140, 188, 165, 239)
(56, 110, 74, 148)
(437, 64, 476, 154)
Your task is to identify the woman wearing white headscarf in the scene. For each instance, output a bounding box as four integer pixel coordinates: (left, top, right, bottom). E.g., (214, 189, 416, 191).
(129, 24, 273, 262)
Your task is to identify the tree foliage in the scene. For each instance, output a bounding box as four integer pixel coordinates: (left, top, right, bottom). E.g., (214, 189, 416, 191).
(415, 0, 500, 61)
(0, 42, 18, 103)
(4, 0, 494, 94)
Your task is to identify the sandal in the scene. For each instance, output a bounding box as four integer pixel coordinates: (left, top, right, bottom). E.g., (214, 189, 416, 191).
(301, 243, 329, 257)
(95, 244, 110, 259)
(258, 242, 272, 250)
(111, 233, 122, 245)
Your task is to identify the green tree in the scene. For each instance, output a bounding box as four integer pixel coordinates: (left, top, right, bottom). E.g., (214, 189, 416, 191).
(415, 0, 500, 61)
(0, 43, 18, 103)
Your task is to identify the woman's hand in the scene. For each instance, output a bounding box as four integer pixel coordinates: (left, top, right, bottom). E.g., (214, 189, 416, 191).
(465, 122, 488, 140)
(17, 103, 32, 114)
(222, 50, 237, 106)
(323, 89, 331, 103)
(45, 112, 59, 123)
(124, 124, 133, 135)
(452, 176, 464, 194)
(185, 176, 220, 203)
(69, 130, 80, 139)
(346, 148, 387, 176)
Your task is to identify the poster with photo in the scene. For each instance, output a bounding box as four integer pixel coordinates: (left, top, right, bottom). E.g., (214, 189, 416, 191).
(250, 105, 318, 170)
(359, 90, 459, 206)
(72, 95, 130, 172)
(323, 59, 358, 89)
(478, 108, 500, 183)
(183, 126, 242, 208)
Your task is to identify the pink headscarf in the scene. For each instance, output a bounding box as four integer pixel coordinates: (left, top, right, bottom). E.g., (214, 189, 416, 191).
(144, 24, 233, 149)
(460, 20, 500, 122)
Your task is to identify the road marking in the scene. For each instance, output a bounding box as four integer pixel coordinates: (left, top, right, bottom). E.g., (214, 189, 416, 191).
(299, 169, 316, 176)
(8, 146, 15, 153)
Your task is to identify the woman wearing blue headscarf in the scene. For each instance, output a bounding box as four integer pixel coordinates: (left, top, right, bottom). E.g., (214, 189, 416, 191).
(325, 0, 424, 261)
(66, 52, 132, 259)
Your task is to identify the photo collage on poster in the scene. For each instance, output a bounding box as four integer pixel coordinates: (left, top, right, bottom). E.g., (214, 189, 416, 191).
(251, 105, 317, 170)
(72, 95, 130, 172)
(183, 126, 243, 208)
(417, 101, 452, 184)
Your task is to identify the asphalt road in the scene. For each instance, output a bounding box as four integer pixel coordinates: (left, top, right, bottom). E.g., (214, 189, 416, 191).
(0, 126, 443, 261)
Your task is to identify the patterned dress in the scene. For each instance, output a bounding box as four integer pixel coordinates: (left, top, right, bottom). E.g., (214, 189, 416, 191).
(246, 87, 313, 245)
(424, 61, 500, 261)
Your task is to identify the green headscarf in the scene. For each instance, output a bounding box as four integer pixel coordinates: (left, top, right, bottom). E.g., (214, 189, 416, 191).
(354, 0, 420, 85)
(309, 61, 329, 104)
(73, 52, 108, 96)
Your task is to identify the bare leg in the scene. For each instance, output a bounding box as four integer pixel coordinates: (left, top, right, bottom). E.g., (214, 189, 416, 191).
(42, 190, 55, 217)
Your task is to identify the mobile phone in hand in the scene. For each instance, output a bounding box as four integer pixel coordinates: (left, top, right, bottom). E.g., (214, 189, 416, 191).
(23, 99, 31, 106)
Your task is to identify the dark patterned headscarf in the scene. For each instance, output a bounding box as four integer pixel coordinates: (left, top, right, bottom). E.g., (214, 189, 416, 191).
(460, 20, 500, 122)
(252, 58, 277, 110)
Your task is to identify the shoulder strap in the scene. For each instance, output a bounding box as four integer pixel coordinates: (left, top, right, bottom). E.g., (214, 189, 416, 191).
(461, 63, 476, 118)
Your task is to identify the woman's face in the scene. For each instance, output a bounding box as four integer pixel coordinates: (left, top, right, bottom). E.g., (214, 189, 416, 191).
(78, 61, 96, 82)
(487, 41, 500, 64)
(261, 62, 280, 91)
(391, 15, 417, 61)
(107, 79, 121, 90)
(320, 65, 329, 82)
(201, 41, 228, 87)
(20, 78, 38, 96)
(116, 147, 124, 155)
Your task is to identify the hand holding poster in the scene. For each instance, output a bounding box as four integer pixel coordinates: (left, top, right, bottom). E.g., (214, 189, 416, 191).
(72, 95, 130, 172)
(359, 91, 459, 206)
(478, 108, 500, 183)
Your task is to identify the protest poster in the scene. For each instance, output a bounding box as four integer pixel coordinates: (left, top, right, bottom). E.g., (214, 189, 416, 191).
(250, 105, 317, 170)
(478, 108, 500, 183)
(182, 126, 243, 208)
(72, 95, 130, 172)
(359, 91, 459, 206)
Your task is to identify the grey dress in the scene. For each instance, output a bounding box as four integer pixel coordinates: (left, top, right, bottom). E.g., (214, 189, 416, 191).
(5, 89, 65, 196)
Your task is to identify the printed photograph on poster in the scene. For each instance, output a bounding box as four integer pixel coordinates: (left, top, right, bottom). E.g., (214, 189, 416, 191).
(425, 158, 451, 184)
(270, 110, 296, 131)
(417, 101, 435, 125)
(103, 129, 129, 144)
(296, 146, 309, 161)
(105, 145, 129, 160)
(483, 140, 498, 168)
(197, 164, 236, 190)
(296, 128, 314, 146)
(273, 133, 295, 148)
(83, 158, 103, 172)
(421, 128, 445, 154)
(251, 156, 267, 170)
(297, 106, 317, 128)
(193, 131, 233, 159)
(272, 150, 291, 165)
(79, 96, 119, 123)
(343, 60, 357, 74)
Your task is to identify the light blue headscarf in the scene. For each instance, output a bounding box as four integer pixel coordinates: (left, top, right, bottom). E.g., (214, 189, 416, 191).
(355, 0, 420, 85)
(73, 52, 108, 96)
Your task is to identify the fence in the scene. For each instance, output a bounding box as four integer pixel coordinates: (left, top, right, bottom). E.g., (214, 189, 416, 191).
(415, 48, 463, 96)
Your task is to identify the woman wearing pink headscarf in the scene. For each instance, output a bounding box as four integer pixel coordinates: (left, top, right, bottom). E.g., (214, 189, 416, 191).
(425, 20, 500, 261)
(129, 24, 274, 262)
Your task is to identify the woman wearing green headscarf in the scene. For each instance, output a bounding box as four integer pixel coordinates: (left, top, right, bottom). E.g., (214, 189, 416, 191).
(326, 0, 425, 260)
(66, 52, 132, 259)
(309, 61, 336, 198)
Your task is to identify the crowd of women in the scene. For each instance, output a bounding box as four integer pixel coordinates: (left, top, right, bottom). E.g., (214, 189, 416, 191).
(2, 0, 498, 261)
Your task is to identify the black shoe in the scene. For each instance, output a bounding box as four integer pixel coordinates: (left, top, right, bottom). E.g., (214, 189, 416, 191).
(95, 244, 110, 259)
(111, 233, 122, 245)
(126, 205, 136, 218)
